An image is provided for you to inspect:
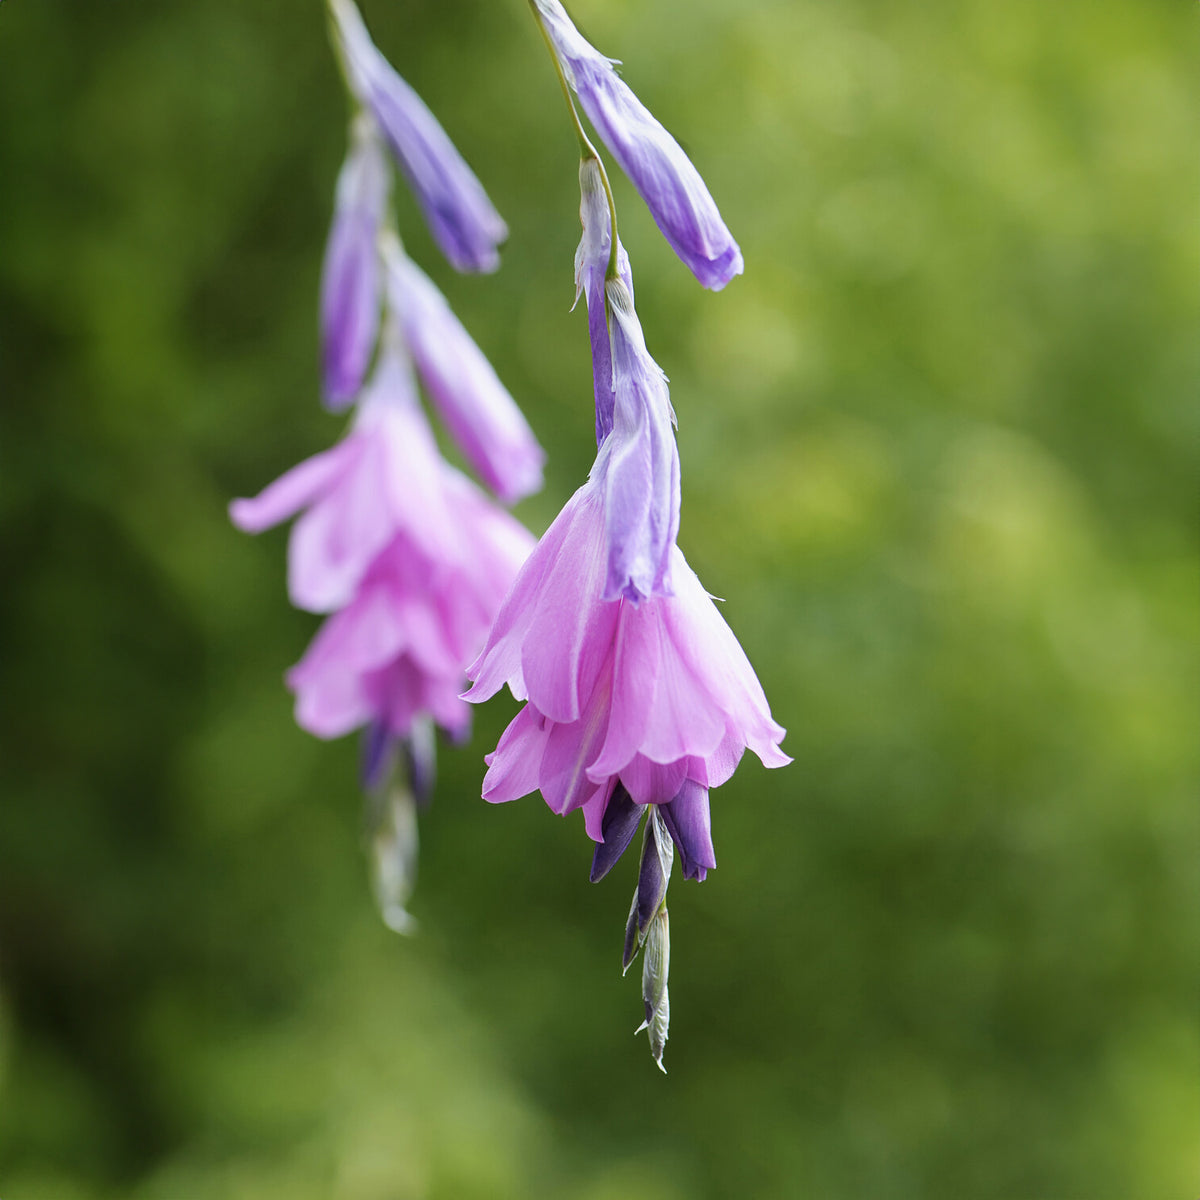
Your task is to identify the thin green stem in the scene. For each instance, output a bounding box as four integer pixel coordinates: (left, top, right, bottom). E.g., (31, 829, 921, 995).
(527, 0, 622, 280)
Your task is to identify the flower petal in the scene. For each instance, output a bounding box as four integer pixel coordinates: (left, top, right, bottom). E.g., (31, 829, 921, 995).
(482, 703, 549, 804)
(228, 441, 356, 534)
(321, 114, 389, 408)
(385, 246, 544, 502)
(661, 779, 716, 881)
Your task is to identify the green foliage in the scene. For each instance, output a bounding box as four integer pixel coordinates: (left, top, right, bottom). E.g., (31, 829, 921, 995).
(1, 0, 1196, 1196)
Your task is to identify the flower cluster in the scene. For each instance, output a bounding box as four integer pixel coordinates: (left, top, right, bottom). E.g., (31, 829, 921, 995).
(465, 1, 788, 1069)
(232, 0, 542, 931)
(233, 0, 786, 1067)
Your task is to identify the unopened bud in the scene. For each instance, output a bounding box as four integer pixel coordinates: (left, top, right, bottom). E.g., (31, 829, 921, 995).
(590, 784, 642, 882)
(636, 806, 673, 935)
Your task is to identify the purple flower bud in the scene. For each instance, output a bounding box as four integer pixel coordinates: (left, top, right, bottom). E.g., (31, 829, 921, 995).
(597, 278, 679, 603)
(329, 0, 507, 273)
(634, 805, 673, 935)
(574, 156, 632, 445)
(361, 717, 395, 791)
(321, 114, 390, 409)
(362, 714, 435, 806)
(661, 779, 716, 882)
(589, 782, 643, 882)
(384, 239, 545, 503)
(534, 0, 742, 290)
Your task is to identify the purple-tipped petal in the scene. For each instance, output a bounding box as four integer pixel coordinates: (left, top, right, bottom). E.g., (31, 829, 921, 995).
(661, 780, 715, 882)
(321, 114, 390, 408)
(330, 0, 507, 273)
(589, 783, 643, 881)
(534, 0, 742, 290)
(384, 244, 545, 503)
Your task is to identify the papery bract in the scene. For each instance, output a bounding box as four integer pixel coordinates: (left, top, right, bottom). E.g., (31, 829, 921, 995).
(464, 482, 789, 872)
(329, 0, 507, 273)
(534, 0, 743, 290)
(321, 113, 390, 409)
(385, 240, 545, 503)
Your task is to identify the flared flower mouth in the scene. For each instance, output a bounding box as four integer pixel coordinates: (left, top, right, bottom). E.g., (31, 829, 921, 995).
(465, 478, 788, 839)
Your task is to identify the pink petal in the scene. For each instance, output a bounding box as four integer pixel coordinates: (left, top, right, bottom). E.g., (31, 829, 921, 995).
(287, 432, 395, 612)
(638, 602, 727, 764)
(618, 754, 688, 806)
(580, 776, 617, 843)
(520, 488, 616, 723)
(587, 602, 661, 780)
(464, 484, 587, 704)
(482, 703, 549, 804)
(538, 683, 612, 816)
(287, 583, 407, 687)
(687, 732, 743, 789)
(660, 550, 789, 765)
(228, 441, 356, 534)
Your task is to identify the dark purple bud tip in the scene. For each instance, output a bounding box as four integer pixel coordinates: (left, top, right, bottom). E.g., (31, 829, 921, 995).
(590, 784, 643, 882)
(636, 846, 665, 934)
(635, 808, 673, 935)
(360, 719, 395, 792)
(661, 780, 716, 882)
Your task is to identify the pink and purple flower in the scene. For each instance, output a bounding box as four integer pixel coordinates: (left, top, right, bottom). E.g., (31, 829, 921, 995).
(464, 479, 789, 876)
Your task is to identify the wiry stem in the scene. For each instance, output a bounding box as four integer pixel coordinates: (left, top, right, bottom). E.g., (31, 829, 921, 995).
(527, 0, 622, 281)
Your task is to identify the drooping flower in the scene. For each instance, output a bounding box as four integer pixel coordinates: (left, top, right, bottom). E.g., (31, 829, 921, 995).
(329, 0, 508, 274)
(239, 349, 533, 749)
(464, 478, 789, 868)
(533, 0, 743, 290)
(384, 237, 545, 504)
(286, 480, 530, 747)
(320, 113, 390, 409)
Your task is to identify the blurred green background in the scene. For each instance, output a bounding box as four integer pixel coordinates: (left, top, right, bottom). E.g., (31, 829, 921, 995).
(1, 0, 1197, 1196)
